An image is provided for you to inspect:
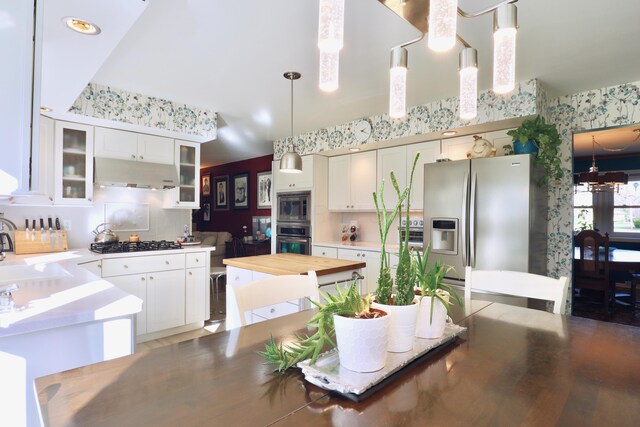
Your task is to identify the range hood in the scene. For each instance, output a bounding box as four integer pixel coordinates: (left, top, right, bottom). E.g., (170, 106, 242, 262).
(94, 158, 179, 189)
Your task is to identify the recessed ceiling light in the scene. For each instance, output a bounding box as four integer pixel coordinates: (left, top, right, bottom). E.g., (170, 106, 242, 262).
(40, 106, 52, 113)
(442, 131, 457, 136)
(349, 147, 361, 152)
(63, 17, 101, 35)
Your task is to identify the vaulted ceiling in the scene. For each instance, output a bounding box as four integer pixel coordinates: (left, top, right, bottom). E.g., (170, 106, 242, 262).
(42, 0, 640, 167)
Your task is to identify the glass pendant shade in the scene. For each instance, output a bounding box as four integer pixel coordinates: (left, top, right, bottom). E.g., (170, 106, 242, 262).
(389, 47, 408, 119)
(318, 0, 345, 51)
(428, 0, 458, 52)
(492, 4, 517, 94)
(459, 47, 478, 120)
(319, 48, 339, 92)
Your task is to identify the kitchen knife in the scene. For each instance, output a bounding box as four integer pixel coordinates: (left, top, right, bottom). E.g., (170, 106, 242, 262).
(40, 218, 46, 244)
(25, 219, 29, 240)
(48, 218, 54, 248)
(55, 218, 61, 248)
(32, 220, 36, 241)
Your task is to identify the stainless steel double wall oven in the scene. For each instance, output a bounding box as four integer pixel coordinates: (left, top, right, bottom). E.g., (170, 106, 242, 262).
(275, 191, 311, 255)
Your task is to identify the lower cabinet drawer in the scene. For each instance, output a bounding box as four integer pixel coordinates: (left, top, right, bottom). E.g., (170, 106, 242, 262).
(252, 301, 299, 320)
(186, 252, 206, 269)
(313, 246, 338, 258)
(102, 254, 186, 277)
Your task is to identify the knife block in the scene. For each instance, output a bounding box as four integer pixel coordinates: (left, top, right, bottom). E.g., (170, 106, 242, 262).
(14, 231, 68, 255)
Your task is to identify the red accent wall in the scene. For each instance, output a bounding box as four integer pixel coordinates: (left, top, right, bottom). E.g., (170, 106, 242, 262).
(197, 154, 273, 237)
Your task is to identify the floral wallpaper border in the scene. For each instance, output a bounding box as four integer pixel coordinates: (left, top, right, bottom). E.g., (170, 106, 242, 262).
(543, 80, 640, 312)
(273, 79, 541, 160)
(69, 82, 217, 139)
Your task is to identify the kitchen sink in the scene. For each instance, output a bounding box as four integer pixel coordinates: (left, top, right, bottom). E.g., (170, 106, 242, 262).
(0, 263, 71, 285)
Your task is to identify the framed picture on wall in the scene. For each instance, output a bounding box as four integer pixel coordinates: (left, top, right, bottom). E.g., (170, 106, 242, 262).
(233, 172, 249, 210)
(202, 173, 211, 197)
(256, 170, 272, 209)
(202, 202, 211, 222)
(213, 175, 229, 211)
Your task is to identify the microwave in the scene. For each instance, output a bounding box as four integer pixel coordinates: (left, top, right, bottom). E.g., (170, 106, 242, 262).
(277, 192, 310, 222)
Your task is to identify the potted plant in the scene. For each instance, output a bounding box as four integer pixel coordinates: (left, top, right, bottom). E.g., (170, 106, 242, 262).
(260, 281, 389, 373)
(372, 153, 421, 353)
(506, 115, 563, 186)
(414, 250, 462, 339)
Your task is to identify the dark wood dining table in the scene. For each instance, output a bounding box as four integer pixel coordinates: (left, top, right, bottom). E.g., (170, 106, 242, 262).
(36, 300, 640, 427)
(574, 247, 640, 270)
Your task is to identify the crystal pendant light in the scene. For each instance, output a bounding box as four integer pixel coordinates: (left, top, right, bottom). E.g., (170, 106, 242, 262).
(428, 0, 458, 52)
(318, 0, 345, 92)
(389, 47, 408, 119)
(280, 72, 303, 174)
(492, 4, 518, 94)
(319, 49, 339, 92)
(459, 47, 478, 120)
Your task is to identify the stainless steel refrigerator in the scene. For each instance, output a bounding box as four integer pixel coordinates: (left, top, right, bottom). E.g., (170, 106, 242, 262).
(423, 154, 547, 284)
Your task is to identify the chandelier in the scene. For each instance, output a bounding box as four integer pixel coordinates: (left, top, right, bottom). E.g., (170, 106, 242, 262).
(317, 0, 519, 120)
(574, 135, 631, 193)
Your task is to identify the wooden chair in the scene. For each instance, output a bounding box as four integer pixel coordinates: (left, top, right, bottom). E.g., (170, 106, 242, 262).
(465, 266, 569, 314)
(574, 230, 613, 315)
(226, 271, 320, 329)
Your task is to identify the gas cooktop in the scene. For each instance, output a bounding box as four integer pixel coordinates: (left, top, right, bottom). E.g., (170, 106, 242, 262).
(90, 240, 183, 254)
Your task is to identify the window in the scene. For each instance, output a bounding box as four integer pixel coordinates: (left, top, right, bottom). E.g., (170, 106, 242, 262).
(573, 191, 593, 232)
(574, 173, 640, 237)
(613, 175, 640, 234)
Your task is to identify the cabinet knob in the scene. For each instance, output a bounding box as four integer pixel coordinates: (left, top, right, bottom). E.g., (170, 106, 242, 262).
(141, 277, 145, 281)
(346, 205, 349, 208)
(270, 308, 276, 313)
(235, 276, 239, 280)
(351, 205, 354, 208)
(139, 155, 144, 160)
(88, 198, 92, 202)
(124, 265, 128, 269)
(195, 258, 199, 262)
(165, 261, 170, 265)
(149, 276, 154, 280)
(189, 271, 192, 276)
(322, 252, 325, 255)
(131, 154, 136, 159)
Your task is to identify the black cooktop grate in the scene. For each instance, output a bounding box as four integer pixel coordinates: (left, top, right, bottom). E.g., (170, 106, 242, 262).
(90, 240, 183, 254)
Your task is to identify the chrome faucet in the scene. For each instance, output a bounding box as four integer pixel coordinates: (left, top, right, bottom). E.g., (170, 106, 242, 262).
(0, 284, 18, 312)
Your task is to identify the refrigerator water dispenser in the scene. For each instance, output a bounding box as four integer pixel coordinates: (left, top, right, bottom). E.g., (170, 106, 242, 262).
(431, 219, 458, 255)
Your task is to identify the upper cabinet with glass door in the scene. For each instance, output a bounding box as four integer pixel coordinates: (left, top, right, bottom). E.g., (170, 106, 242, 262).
(54, 121, 94, 205)
(165, 140, 200, 208)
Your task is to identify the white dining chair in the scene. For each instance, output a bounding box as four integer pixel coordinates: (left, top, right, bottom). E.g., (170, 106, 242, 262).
(226, 271, 320, 329)
(465, 266, 569, 314)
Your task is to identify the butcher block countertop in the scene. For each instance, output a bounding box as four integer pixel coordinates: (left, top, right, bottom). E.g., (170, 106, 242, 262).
(223, 253, 366, 276)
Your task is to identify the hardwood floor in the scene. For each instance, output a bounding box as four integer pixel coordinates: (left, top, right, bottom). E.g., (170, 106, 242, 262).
(137, 278, 228, 352)
(573, 282, 639, 327)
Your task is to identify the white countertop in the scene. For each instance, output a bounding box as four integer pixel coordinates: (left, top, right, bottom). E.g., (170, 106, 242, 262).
(0, 245, 215, 338)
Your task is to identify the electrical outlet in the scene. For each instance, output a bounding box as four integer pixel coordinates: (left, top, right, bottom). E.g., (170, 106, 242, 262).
(63, 220, 72, 231)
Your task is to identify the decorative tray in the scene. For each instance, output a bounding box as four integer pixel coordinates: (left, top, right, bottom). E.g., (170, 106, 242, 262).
(298, 322, 466, 401)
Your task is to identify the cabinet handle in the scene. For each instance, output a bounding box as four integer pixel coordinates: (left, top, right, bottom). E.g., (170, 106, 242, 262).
(139, 155, 144, 160)
(131, 154, 136, 159)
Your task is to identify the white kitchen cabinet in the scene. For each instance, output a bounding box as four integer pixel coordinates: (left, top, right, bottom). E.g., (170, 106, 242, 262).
(407, 140, 441, 210)
(274, 155, 314, 192)
(146, 269, 186, 333)
(186, 267, 207, 324)
(337, 248, 382, 295)
(313, 245, 338, 258)
(165, 140, 200, 208)
(0, 0, 37, 196)
(53, 121, 94, 205)
(485, 129, 515, 157)
(377, 146, 407, 209)
(94, 127, 174, 165)
(328, 151, 377, 211)
(77, 260, 102, 277)
(107, 274, 148, 335)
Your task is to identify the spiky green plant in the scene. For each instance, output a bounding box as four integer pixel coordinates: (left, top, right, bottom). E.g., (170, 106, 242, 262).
(259, 281, 373, 373)
(414, 251, 463, 324)
(372, 178, 406, 305)
(392, 153, 420, 306)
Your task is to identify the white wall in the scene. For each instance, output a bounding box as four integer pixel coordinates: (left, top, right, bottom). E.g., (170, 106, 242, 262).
(1, 188, 190, 249)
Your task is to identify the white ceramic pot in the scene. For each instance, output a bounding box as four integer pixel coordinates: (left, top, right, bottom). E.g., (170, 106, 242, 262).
(415, 294, 449, 339)
(333, 309, 390, 372)
(372, 300, 419, 353)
